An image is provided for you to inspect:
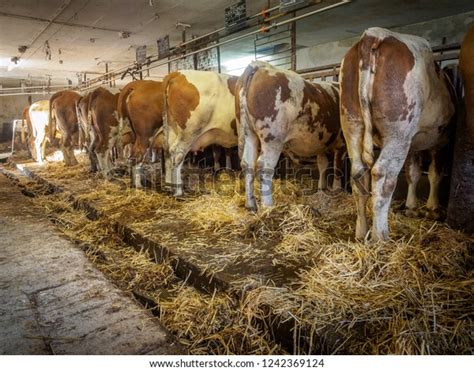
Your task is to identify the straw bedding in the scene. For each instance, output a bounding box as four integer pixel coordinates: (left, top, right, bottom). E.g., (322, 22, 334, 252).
(27, 155, 473, 355)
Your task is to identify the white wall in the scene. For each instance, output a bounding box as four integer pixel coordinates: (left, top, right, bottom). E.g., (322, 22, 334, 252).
(296, 11, 474, 70)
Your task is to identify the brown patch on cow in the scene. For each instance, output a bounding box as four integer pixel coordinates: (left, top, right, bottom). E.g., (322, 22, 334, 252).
(234, 77, 242, 124)
(246, 68, 291, 121)
(164, 72, 200, 129)
(334, 149, 345, 172)
(381, 177, 397, 198)
(299, 81, 341, 143)
(264, 133, 276, 143)
(50, 90, 82, 145)
(227, 76, 238, 96)
(372, 124, 382, 143)
(460, 25, 474, 143)
(230, 119, 238, 137)
(370, 36, 415, 123)
(340, 42, 362, 120)
(88, 87, 120, 153)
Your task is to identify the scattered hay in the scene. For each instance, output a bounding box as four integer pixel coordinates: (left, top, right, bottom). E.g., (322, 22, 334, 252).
(158, 285, 284, 355)
(25, 161, 473, 355)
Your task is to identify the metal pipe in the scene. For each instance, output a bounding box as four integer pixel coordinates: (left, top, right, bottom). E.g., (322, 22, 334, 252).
(0, 83, 76, 92)
(136, 0, 351, 76)
(83, 0, 350, 88)
(175, 4, 281, 50)
(87, 2, 285, 81)
(291, 11, 297, 71)
(0, 10, 131, 33)
(22, 0, 73, 59)
(2, 1, 353, 95)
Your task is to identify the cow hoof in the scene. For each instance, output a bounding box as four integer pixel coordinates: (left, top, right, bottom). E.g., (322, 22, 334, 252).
(173, 190, 184, 197)
(421, 207, 445, 221)
(246, 205, 257, 213)
(404, 208, 419, 218)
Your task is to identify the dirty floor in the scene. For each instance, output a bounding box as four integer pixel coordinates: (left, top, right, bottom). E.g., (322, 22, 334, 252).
(0, 171, 183, 355)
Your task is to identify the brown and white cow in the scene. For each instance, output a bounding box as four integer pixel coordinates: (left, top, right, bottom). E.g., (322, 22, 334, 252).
(87, 87, 121, 177)
(460, 25, 474, 144)
(116, 80, 164, 186)
(163, 70, 238, 196)
(117, 80, 164, 162)
(340, 27, 455, 241)
(75, 92, 100, 173)
(28, 100, 51, 163)
(236, 61, 345, 211)
(49, 90, 81, 166)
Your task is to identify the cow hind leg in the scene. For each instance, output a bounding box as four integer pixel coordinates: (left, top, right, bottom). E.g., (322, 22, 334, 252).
(225, 148, 232, 170)
(62, 134, 78, 166)
(424, 149, 445, 220)
(241, 131, 259, 211)
(371, 140, 411, 241)
(212, 145, 221, 172)
(258, 142, 283, 208)
(164, 152, 172, 190)
(88, 136, 99, 173)
(96, 151, 112, 179)
(60, 139, 71, 166)
(404, 152, 422, 217)
(171, 161, 184, 197)
(34, 137, 44, 163)
(89, 150, 99, 173)
(317, 154, 329, 190)
(130, 157, 145, 189)
(332, 148, 345, 191)
(343, 121, 370, 240)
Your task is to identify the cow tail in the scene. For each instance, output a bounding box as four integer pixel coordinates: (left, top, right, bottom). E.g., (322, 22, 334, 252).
(88, 88, 100, 131)
(162, 74, 174, 155)
(117, 86, 134, 136)
(238, 63, 258, 158)
(48, 91, 62, 142)
(359, 41, 379, 169)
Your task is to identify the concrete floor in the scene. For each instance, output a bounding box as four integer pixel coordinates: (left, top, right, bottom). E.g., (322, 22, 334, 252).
(0, 171, 183, 355)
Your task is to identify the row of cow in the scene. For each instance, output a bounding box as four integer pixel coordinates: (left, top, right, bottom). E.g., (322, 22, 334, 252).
(22, 27, 474, 241)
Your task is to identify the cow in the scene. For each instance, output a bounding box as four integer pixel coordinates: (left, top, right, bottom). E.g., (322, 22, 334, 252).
(28, 100, 51, 163)
(49, 90, 82, 166)
(339, 27, 455, 241)
(236, 61, 345, 211)
(75, 92, 100, 173)
(163, 70, 238, 196)
(87, 87, 121, 177)
(460, 25, 474, 144)
(116, 80, 164, 186)
(117, 80, 163, 161)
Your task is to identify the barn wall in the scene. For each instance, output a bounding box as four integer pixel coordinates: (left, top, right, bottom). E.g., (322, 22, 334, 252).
(0, 95, 31, 142)
(297, 10, 474, 70)
(0, 95, 30, 124)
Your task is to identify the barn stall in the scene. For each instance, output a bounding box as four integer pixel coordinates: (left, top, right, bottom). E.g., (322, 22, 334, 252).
(0, 0, 473, 357)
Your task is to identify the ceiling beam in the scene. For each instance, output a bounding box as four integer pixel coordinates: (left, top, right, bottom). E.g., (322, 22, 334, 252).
(0, 11, 132, 34)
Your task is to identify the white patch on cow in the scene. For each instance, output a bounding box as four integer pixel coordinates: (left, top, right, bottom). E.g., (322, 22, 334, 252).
(29, 100, 50, 163)
(165, 70, 238, 196)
